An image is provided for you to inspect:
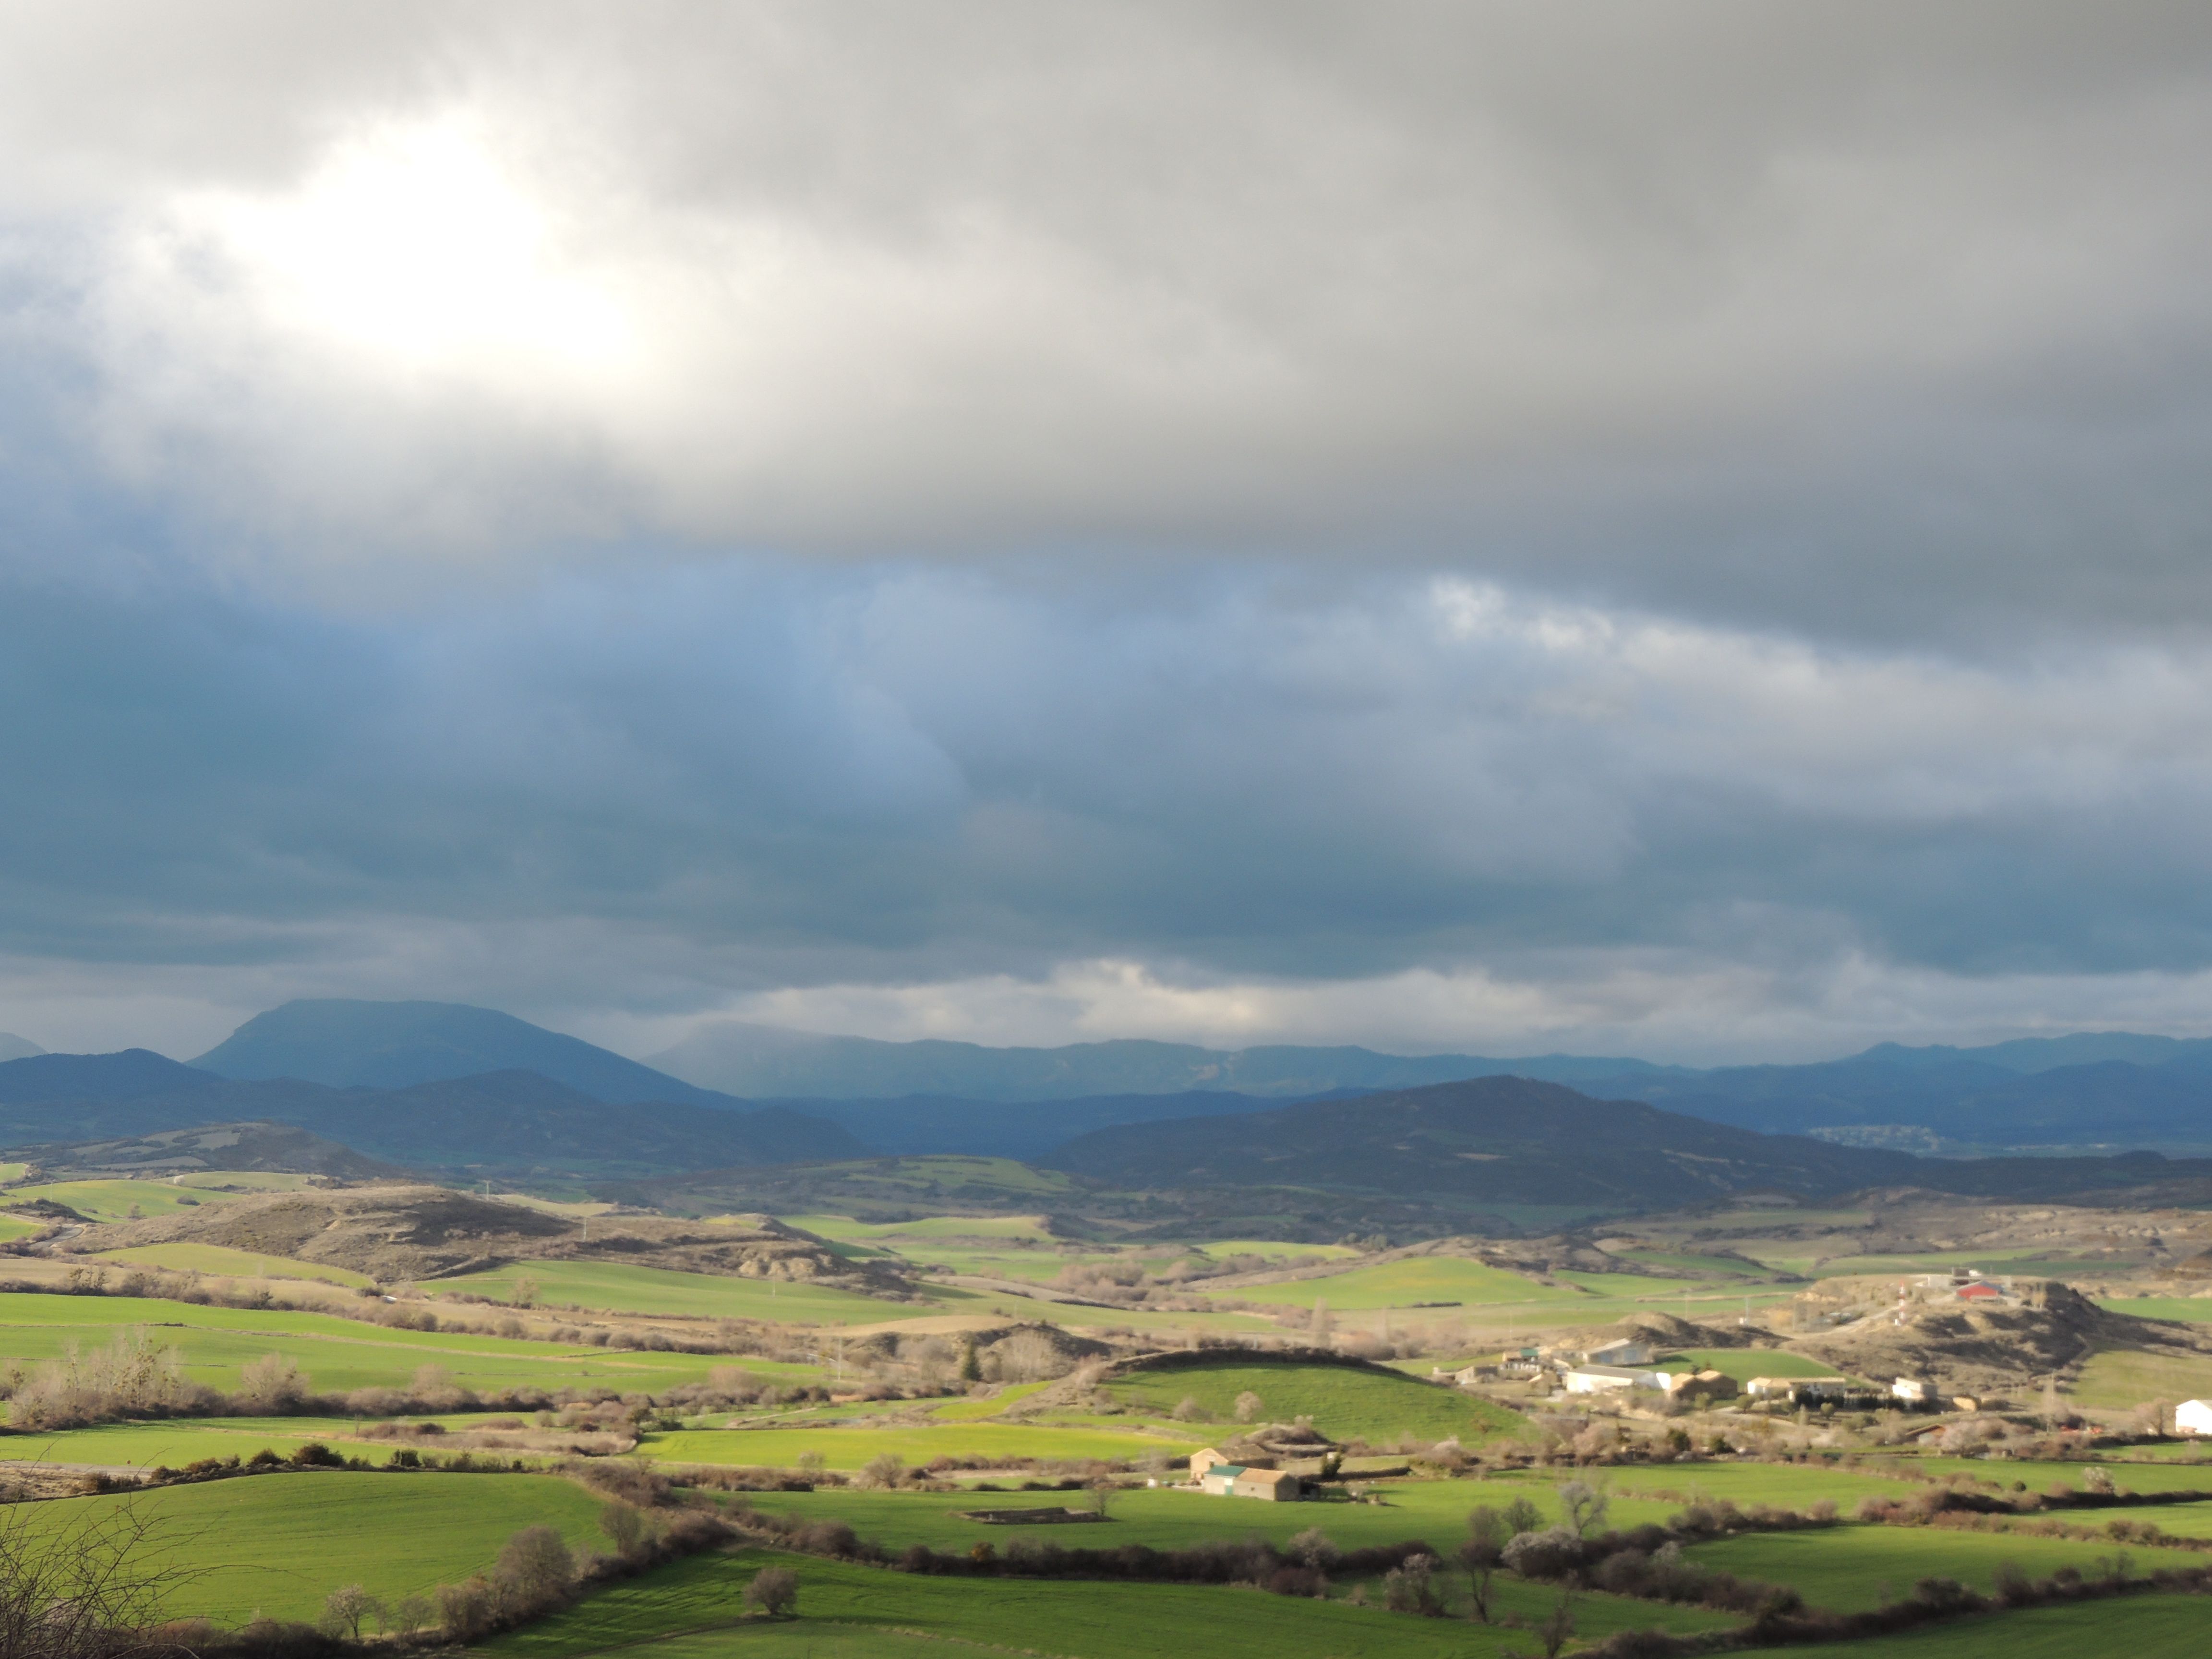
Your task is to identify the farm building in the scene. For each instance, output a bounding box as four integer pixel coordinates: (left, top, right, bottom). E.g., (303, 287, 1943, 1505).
(1585, 1340, 1656, 1367)
(2177, 1399, 2212, 1436)
(1197, 1464, 1301, 1500)
(1189, 1448, 1231, 1480)
(1892, 1377, 1935, 1404)
(1661, 1368, 1738, 1402)
(1564, 1363, 1663, 1394)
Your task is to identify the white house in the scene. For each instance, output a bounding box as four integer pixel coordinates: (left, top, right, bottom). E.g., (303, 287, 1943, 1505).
(1564, 1363, 1664, 1394)
(2177, 1399, 2212, 1436)
(1892, 1377, 1935, 1404)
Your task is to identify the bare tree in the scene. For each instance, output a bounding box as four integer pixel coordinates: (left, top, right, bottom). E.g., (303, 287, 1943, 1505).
(1232, 1391, 1263, 1424)
(1556, 1480, 1609, 1540)
(1461, 1506, 1510, 1623)
(0, 1495, 195, 1659)
(320, 1584, 382, 1640)
(1538, 1587, 1576, 1658)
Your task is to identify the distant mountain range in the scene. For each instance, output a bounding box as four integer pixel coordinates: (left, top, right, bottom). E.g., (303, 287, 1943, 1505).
(0, 1048, 862, 1178)
(0, 1033, 43, 1063)
(3, 998, 2210, 1174)
(1042, 1077, 2212, 1212)
(648, 1019, 1675, 1102)
(646, 1017, 2212, 1150)
(1046, 1075, 1915, 1207)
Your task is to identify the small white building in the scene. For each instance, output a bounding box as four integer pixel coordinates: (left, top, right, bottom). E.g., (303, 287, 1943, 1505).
(1586, 1340, 1657, 1367)
(2176, 1399, 2212, 1436)
(1892, 1377, 1935, 1404)
(1564, 1363, 1664, 1394)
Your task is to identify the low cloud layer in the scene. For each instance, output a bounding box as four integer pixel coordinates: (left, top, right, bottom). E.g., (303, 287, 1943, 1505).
(2, 4, 2210, 1058)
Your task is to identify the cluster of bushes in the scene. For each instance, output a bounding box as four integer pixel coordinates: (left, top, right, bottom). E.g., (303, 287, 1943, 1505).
(0, 1267, 813, 1362)
(0, 1325, 776, 1435)
(1853, 1478, 2212, 1527)
(660, 1367, 831, 1412)
(1587, 1559, 2212, 1658)
(888, 1525, 1434, 1592)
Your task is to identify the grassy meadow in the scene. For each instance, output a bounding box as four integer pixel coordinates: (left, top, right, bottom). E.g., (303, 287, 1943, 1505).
(1684, 1522, 2203, 1611)
(3, 1181, 249, 1224)
(93, 1243, 374, 1287)
(482, 1545, 1734, 1659)
(2070, 1346, 2212, 1410)
(1103, 1357, 1522, 1444)
(429, 1259, 964, 1324)
(645, 1421, 1203, 1470)
(27, 1471, 607, 1624)
(0, 1291, 755, 1397)
(1732, 1597, 2212, 1658)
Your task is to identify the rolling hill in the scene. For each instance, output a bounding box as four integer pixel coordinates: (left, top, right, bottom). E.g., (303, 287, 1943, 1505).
(1043, 1076, 1918, 1206)
(192, 998, 736, 1108)
(0, 1052, 863, 1178)
(650, 1020, 1674, 1102)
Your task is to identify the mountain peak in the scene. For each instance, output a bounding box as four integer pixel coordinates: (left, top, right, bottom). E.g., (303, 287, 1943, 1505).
(192, 998, 733, 1108)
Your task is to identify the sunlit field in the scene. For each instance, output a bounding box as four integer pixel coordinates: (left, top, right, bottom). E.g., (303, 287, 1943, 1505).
(26, 1471, 607, 1624)
(428, 1259, 969, 1324)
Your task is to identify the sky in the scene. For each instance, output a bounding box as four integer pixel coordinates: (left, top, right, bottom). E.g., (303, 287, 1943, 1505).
(5, 1, 2212, 1064)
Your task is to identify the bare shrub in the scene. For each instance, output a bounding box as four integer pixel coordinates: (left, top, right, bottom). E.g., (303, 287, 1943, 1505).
(1382, 1552, 1442, 1615)
(493, 1525, 578, 1616)
(410, 1363, 469, 1411)
(859, 1452, 905, 1491)
(1233, 1391, 1263, 1424)
(744, 1565, 798, 1617)
(0, 1496, 189, 1659)
(7, 1331, 212, 1430)
(235, 1354, 309, 1413)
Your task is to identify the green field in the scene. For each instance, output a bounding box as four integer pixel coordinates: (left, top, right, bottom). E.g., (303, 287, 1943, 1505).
(645, 1421, 1202, 1471)
(484, 1545, 1732, 1659)
(1904, 1456, 2212, 1495)
(1225, 1257, 1557, 1311)
(1104, 1358, 1523, 1444)
(5, 1418, 356, 1469)
(26, 1470, 607, 1624)
(784, 1214, 1057, 1243)
(1599, 1461, 1917, 1514)
(1673, 1348, 1845, 1383)
(1735, 1597, 2212, 1658)
(0, 1290, 761, 1396)
(1686, 1522, 2202, 1611)
(929, 1382, 1050, 1420)
(1, 1181, 247, 1223)
(94, 1243, 373, 1287)
(2070, 1347, 2212, 1410)
(2101, 1298, 2212, 1323)
(0, 1214, 45, 1243)
(429, 1259, 958, 1325)
(727, 1471, 1702, 1554)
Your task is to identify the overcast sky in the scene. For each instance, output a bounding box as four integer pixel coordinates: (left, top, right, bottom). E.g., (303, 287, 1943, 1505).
(5, 1, 2212, 1063)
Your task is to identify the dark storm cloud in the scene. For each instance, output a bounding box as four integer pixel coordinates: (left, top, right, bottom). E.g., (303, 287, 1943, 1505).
(1, 3, 2211, 1052)
(0, 2, 2204, 636)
